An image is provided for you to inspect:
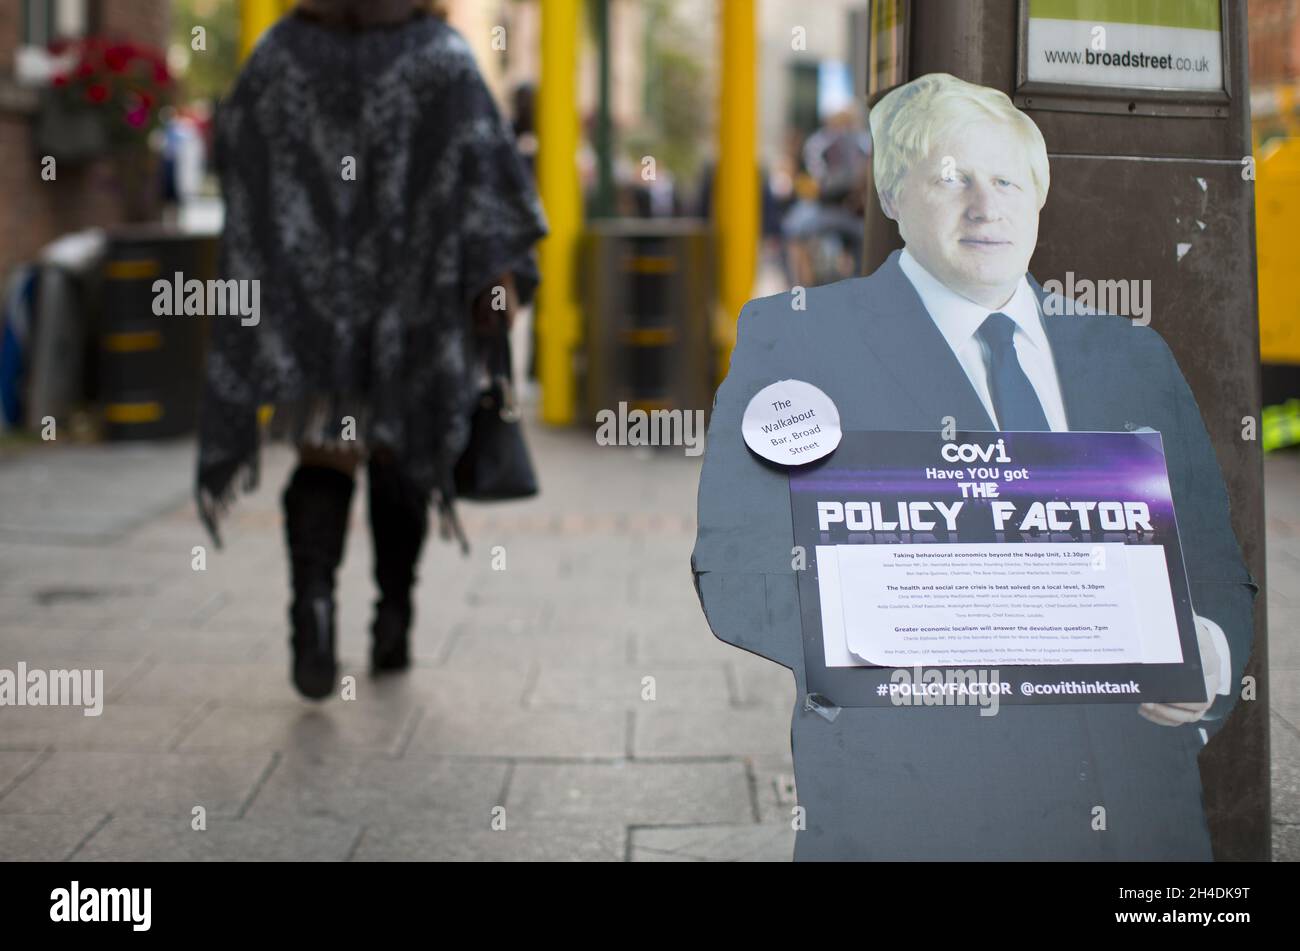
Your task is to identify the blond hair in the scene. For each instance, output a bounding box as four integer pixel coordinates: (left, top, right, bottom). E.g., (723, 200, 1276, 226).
(869, 73, 1050, 209)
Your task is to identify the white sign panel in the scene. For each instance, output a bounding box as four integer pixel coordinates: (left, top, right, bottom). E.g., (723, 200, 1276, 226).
(1025, 1, 1223, 93)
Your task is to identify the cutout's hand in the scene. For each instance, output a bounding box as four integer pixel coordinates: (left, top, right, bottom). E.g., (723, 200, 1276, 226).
(1138, 616, 1221, 726)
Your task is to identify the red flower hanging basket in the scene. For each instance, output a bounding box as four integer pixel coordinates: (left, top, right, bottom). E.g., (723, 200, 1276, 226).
(36, 36, 173, 163)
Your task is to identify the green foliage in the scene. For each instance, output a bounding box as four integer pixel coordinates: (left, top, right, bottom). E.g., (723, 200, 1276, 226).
(170, 0, 242, 104)
(633, 0, 710, 186)
(1263, 399, 1300, 452)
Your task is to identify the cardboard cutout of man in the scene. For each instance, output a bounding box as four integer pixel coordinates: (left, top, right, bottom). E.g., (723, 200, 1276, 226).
(692, 73, 1256, 860)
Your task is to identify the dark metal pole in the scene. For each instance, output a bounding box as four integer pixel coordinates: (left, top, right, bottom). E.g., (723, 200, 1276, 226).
(592, 0, 615, 219)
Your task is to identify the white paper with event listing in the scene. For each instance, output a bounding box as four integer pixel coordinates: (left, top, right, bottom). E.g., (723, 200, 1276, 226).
(817, 543, 1184, 668)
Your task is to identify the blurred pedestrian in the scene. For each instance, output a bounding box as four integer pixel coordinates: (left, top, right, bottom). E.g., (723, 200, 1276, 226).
(782, 100, 871, 285)
(195, 0, 547, 700)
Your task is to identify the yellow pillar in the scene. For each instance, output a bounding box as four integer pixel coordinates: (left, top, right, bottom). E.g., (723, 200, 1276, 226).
(1256, 140, 1300, 368)
(536, 0, 583, 425)
(714, 0, 759, 380)
(239, 0, 286, 62)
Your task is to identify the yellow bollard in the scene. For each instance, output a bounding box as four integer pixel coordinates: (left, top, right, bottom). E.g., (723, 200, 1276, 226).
(714, 0, 759, 382)
(536, 0, 584, 425)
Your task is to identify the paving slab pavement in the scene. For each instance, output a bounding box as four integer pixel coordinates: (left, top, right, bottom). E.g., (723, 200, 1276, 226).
(0, 423, 1295, 860)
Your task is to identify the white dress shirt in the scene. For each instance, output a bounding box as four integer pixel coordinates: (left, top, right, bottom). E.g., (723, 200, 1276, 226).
(899, 248, 1069, 432)
(897, 247, 1232, 722)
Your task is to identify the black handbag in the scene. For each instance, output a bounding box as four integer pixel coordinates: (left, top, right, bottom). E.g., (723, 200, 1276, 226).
(453, 331, 539, 500)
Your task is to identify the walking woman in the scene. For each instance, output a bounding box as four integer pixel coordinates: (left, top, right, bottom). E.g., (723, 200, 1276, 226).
(195, 0, 547, 699)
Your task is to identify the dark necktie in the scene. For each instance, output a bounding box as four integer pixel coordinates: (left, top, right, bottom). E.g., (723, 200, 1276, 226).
(977, 312, 1050, 431)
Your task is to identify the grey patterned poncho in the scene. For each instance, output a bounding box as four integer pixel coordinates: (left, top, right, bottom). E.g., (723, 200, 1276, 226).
(196, 12, 547, 545)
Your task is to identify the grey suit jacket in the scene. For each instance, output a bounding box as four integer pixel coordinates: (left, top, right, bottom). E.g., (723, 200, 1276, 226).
(692, 250, 1256, 860)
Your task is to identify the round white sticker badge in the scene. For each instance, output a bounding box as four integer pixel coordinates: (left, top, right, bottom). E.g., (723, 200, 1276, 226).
(741, 379, 842, 465)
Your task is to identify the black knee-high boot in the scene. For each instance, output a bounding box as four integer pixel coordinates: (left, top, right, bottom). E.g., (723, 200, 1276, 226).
(367, 456, 429, 672)
(282, 465, 356, 699)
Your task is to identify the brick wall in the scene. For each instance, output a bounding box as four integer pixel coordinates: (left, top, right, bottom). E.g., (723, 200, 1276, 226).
(1250, 0, 1300, 86)
(0, 0, 170, 281)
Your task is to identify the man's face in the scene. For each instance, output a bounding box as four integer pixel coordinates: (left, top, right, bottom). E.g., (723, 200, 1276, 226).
(886, 118, 1040, 308)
